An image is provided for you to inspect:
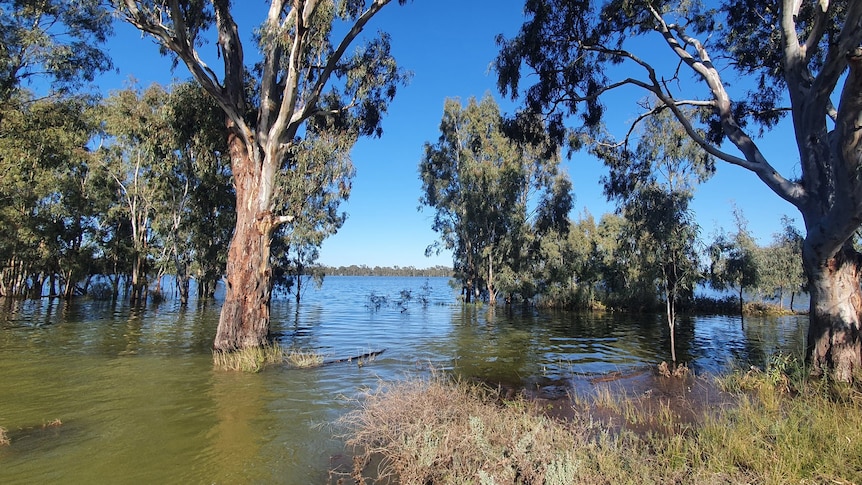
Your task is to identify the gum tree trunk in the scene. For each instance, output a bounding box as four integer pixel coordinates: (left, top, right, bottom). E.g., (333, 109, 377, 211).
(213, 134, 275, 351)
(805, 245, 862, 381)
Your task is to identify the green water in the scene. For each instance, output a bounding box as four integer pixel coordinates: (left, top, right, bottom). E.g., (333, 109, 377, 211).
(0, 277, 807, 484)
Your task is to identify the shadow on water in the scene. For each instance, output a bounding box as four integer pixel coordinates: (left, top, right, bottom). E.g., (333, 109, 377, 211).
(0, 276, 808, 483)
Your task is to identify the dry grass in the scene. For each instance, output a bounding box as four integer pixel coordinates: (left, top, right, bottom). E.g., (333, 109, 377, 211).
(337, 360, 862, 484)
(0, 426, 9, 446)
(213, 344, 324, 372)
(337, 374, 686, 484)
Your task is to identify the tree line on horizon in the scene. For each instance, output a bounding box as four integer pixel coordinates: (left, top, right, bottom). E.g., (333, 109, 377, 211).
(321, 265, 452, 277)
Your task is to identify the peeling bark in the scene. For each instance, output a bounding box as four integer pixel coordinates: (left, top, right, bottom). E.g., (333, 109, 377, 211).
(213, 133, 273, 351)
(805, 245, 862, 381)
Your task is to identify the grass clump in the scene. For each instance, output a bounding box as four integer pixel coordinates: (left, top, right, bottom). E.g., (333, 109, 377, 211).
(213, 344, 325, 372)
(285, 348, 325, 368)
(339, 360, 862, 484)
(0, 426, 8, 446)
(213, 344, 286, 372)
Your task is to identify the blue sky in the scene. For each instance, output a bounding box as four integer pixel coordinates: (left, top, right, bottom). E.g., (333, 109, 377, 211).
(96, 1, 804, 269)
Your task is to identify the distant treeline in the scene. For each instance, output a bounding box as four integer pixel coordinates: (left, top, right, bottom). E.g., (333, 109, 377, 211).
(322, 265, 453, 277)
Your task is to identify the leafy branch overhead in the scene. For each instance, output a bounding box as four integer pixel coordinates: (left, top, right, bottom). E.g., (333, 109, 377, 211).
(495, 0, 862, 213)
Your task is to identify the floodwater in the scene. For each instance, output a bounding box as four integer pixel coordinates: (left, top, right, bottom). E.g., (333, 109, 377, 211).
(0, 276, 807, 484)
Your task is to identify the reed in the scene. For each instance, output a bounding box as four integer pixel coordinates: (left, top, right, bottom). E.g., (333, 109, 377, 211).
(284, 348, 324, 369)
(0, 426, 9, 446)
(212, 344, 286, 372)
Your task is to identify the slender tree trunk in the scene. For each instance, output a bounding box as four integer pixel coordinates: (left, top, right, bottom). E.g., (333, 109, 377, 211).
(62, 270, 75, 300)
(213, 136, 274, 352)
(130, 253, 145, 305)
(176, 272, 190, 305)
(464, 278, 473, 303)
(28, 273, 43, 299)
(667, 295, 676, 363)
(805, 246, 862, 381)
(487, 252, 496, 305)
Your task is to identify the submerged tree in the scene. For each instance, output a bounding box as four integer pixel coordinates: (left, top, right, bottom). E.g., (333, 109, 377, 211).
(114, 0, 410, 351)
(0, 0, 113, 297)
(101, 85, 174, 304)
(419, 95, 566, 304)
(596, 107, 708, 363)
(162, 81, 234, 304)
(708, 208, 760, 316)
(497, 0, 862, 380)
(758, 216, 805, 310)
(0, 95, 103, 298)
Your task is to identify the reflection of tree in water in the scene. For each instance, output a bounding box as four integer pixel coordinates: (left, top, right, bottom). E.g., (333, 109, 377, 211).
(208, 372, 268, 482)
(688, 315, 807, 372)
(438, 307, 807, 384)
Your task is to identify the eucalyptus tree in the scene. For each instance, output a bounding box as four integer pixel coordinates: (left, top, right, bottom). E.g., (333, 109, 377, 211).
(419, 95, 564, 304)
(496, 0, 862, 379)
(113, 0, 410, 352)
(101, 85, 175, 304)
(0, 0, 113, 109)
(758, 216, 805, 309)
(0, 0, 113, 297)
(270, 127, 354, 303)
(0, 94, 102, 298)
(516, 172, 575, 304)
(708, 209, 760, 316)
(162, 81, 234, 304)
(595, 107, 708, 363)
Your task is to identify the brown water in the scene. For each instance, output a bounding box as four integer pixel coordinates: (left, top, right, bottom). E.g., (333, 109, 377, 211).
(0, 276, 807, 484)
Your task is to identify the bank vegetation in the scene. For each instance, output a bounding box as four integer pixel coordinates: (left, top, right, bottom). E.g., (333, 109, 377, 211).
(337, 358, 862, 484)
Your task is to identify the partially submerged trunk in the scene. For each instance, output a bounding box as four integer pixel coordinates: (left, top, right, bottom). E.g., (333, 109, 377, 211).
(805, 245, 862, 381)
(666, 294, 676, 364)
(213, 134, 275, 352)
(486, 252, 496, 305)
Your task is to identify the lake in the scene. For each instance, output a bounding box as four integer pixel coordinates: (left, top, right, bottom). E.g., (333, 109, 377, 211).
(0, 276, 807, 484)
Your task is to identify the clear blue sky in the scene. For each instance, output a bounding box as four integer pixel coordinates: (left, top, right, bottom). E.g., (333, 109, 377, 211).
(96, 1, 804, 269)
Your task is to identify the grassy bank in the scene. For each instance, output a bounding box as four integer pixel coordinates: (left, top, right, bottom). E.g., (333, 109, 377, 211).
(338, 360, 862, 484)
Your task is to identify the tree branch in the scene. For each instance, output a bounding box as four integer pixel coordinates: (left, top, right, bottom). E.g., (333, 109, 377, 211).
(647, 4, 807, 208)
(117, 0, 253, 149)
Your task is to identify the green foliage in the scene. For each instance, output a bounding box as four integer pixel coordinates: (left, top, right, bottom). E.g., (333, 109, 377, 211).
(0, 93, 103, 297)
(0, 0, 112, 103)
(756, 216, 805, 308)
(707, 207, 760, 310)
(419, 94, 571, 303)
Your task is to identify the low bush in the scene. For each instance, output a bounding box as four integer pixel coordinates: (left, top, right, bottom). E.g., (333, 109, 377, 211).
(338, 360, 862, 484)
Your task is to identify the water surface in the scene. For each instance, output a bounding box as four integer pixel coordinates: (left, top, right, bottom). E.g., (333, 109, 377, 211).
(0, 276, 807, 483)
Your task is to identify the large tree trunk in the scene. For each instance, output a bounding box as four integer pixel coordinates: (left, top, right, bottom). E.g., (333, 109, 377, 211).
(213, 135, 274, 352)
(805, 245, 862, 381)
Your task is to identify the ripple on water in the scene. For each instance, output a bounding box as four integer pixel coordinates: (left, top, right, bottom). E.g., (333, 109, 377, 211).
(0, 277, 808, 483)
